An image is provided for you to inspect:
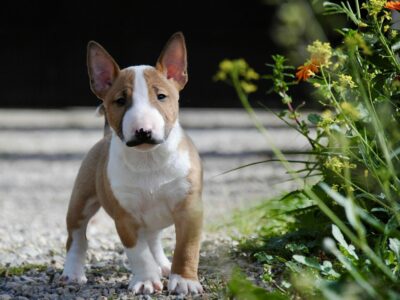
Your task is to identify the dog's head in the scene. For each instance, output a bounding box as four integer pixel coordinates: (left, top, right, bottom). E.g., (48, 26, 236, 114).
(87, 32, 187, 151)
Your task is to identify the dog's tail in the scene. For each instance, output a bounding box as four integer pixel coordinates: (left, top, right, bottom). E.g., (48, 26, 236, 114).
(95, 104, 111, 137)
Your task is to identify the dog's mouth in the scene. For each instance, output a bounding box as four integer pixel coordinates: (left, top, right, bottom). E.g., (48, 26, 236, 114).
(125, 138, 164, 148)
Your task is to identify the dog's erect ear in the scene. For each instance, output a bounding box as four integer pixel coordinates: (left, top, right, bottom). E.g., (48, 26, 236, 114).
(156, 32, 188, 90)
(87, 41, 120, 99)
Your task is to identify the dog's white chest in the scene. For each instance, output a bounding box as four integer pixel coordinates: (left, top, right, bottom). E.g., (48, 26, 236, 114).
(107, 132, 191, 230)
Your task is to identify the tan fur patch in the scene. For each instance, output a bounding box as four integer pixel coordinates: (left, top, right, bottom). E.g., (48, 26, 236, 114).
(65, 136, 141, 250)
(170, 135, 203, 280)
(102, 69, 135, 139)
(143, 68, 179, 136)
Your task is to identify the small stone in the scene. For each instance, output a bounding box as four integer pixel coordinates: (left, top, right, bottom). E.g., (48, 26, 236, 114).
(5, 282, 20, 289)
(80, 290, 91, 298)
(56, 287, 64, 295)
(66, 285, 77, 292)
(20, 275, 34, 282)
(21, 284, 32, 294)
(0, 295, 12, 300)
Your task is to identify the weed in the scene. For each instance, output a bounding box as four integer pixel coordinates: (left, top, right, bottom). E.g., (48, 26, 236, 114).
(216, 0, 400, 298)
(0, 263, 47, 277)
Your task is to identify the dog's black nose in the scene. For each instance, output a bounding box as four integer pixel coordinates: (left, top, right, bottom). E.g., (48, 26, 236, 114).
(135, 128, 152, 142)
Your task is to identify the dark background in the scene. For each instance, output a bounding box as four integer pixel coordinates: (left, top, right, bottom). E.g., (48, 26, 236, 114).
(0, 0, 283, 108)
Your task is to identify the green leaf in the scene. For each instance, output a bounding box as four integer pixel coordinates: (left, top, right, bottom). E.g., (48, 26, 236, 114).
(228, 269, 289, 300)
(389, 238, 400, 261)
(331, 224, 359, 260)
(293, 255, 321, 269)
(308, 113, 322, 125)
(292, 255, 340, 277)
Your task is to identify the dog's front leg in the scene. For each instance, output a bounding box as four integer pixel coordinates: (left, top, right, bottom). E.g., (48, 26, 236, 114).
(169, 193, 203, 295)
(115, 217, 162, 295)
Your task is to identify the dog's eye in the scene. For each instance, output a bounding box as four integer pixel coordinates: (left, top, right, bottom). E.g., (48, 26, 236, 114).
(114, 98, 126, 106)
(157, 94, 167, 101)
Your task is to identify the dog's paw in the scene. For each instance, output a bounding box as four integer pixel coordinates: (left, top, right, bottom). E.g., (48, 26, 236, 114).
(129, 275, 163, 295)
(59, 271, 87, 284)
(168, 274, 203, 295)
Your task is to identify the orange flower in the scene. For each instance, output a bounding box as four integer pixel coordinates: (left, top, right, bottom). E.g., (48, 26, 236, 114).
(296, 61, 319, 82)
(385, 1, 400, 10)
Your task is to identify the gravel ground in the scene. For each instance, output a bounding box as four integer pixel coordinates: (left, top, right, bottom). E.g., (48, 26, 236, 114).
(0, 108, 309, 299)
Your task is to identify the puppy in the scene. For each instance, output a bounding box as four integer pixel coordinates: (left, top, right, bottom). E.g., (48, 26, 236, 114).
(61, 32, 203, 295)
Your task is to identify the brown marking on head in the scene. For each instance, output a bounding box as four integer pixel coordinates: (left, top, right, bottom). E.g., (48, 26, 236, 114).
(143, 67, 180, 137)
(101, 69, 135, 140)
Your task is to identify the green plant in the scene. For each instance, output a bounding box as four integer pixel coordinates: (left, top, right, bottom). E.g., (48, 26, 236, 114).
(216, 0, 400, 298)
(0, 263, 47, 277)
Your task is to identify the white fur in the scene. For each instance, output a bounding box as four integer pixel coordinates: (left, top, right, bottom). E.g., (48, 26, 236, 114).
(122, 66, 165, 143)
(126, 232, 163, 294)
(62, 197, 99, 284)
(107, 121, 191, 230)
(61, 229, 88, 284)
(168, 273, 203, 295)
(147, 231, 172, 276)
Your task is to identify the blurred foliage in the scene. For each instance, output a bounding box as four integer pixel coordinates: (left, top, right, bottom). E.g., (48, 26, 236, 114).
(217, 0, 400, 298)
(262, 0, 347, 65)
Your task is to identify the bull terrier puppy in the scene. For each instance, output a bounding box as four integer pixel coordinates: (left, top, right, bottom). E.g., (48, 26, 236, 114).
(61, 32, 203, 295)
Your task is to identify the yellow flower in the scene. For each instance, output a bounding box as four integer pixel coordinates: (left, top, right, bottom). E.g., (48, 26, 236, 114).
(240, 81, 257, 93)
(313, 82, 321, 88)
(325, 156, 356, 173)
(324, 156, 345, 173)
(364, 0, 386, 16)
(214, 71, 227, 81)
(214, 59, 234, 82)
(219, 59, 234, 72)
(338, 74, 357, 88)
(236, 59, 248, 71)
(246, 69, 260, 80)
(318, 110, 335, 130)
(384, 24, 390, 32)
(341, 102, 360, 120)
(307, 40, 332, 67)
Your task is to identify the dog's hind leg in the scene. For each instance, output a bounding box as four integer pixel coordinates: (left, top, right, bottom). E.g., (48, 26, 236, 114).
(61, 194, 100, 284)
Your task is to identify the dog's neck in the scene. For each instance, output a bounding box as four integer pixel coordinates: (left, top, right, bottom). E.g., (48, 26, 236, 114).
(109, 120, 183, 172)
